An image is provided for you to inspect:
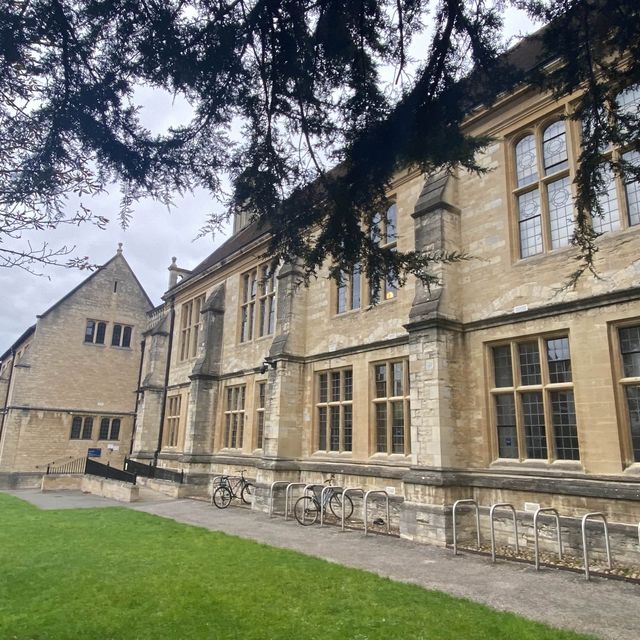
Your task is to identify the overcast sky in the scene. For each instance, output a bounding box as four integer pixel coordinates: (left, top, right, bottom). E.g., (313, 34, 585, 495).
(0, 7, 537, 354)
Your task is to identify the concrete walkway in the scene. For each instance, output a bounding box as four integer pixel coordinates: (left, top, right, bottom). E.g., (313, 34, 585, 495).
(5, 489, 640, 639)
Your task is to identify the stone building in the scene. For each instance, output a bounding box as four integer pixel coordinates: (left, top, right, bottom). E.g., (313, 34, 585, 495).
(0, 246, 153, 481)
(131, 48, 640, 562)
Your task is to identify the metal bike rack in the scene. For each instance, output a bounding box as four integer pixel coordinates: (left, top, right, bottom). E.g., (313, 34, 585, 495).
(581, 512, 612, 581)
(341, 487, 364, 532)
(452, 499, 481, 555)
(489, 502, 520, 563)
(363, 490, 390, 536)
(533, 507, 563, 570)
(284, 482, 308, 520)
(319, 485, 344, 526)
(268, 481, 290, 518)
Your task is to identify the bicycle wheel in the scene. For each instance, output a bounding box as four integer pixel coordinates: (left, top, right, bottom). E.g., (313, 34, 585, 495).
(293, 496, 319, 525)
(212, 486, 233, 509)
(329, 492, 354, 520)
(241, 482, 254, 505)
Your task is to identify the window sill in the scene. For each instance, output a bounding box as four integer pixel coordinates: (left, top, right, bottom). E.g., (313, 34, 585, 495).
(368, 452, 411, 462)
(311, 450, 353, 457)
(83, 342, 106, 348)
(491, 458, 584, 472)
(623, 463, 640, 477)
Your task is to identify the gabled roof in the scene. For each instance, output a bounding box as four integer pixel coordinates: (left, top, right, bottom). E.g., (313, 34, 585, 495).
(0, 325, 36, 363)
(1, 250, 153, 359)
(37, 252, 154, 320)
(164, 28, 552, 297)
(168, 218, 271, 293)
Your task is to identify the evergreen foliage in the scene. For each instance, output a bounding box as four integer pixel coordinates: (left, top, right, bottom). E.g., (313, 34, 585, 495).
(0, 1, 638, 283)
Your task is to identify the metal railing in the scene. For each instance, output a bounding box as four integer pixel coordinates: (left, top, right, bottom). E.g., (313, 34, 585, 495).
(284, 482, 310, 520)
(319, 484, 345, 526)
(582, 512, 612, 581)
(489, 503, 520, 563)
(85, 458, 136, 484)
(341, 487, 364, 532)
(452, 499, 481, 555)
(44, 456, 86, 475)
(123, 457, 184, 484)
(533, 507, 563, 571)
(269, 481, 290, 517)
(364, 490, 390, 536)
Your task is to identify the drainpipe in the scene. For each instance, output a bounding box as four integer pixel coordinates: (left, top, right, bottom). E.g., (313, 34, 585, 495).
(0, 348, 16, 444)
(128, 338, 146, 455)
(154, 299, 175, 465)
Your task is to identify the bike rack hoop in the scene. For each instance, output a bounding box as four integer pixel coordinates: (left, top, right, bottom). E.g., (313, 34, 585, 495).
(452, 499, 481, 555)
(319, 485, 344, 527)
(533, 507, 563, 570)
(489, 502, 520, 563)
(268, 481, 290, 518)
(581, 512, 612, 581)
(341, 487, 364, 532)
(284, 482, 309, 521)
(363, 490, 390, 536)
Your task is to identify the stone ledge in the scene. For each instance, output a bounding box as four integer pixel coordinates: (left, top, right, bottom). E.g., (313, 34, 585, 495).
(81, 475, 139, 502)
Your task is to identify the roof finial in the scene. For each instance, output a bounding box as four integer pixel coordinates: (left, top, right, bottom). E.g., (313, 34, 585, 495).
(117, 242, 123, 255)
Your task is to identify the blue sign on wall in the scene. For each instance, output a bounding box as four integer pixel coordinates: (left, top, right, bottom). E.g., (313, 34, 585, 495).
(87, 448, 102, 458)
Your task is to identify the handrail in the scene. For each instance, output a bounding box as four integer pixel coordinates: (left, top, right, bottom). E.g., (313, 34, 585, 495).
(489, 502, 520, 563)
(268, 481, 290, 517)
(364, 490, 390, 536)
(581, 512, 612, 581)
(320, 485, 344, 526)
(284, 482, 308, 520)
(452, 499, 480, 555)
(341, 487, 364, 532)
(35, 455, 75, 470)
(533, 507, 563, 570)
(45, 455, 87, 475)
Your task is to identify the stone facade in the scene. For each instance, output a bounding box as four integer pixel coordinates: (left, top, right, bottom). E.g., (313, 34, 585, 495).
(130, 76, 640, 569)
(0, 247, 153, 477)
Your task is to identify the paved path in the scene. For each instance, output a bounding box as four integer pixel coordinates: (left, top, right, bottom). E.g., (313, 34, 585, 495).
(5, 489, 640, 639)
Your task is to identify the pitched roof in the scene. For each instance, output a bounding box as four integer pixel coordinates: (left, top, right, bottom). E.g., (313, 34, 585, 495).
(166, 28, 552, 296)
(0, 325, 36, 362)
(168, 218, 271, 292)
(1, 251, 153, 359)
(37, 252, 154, 320)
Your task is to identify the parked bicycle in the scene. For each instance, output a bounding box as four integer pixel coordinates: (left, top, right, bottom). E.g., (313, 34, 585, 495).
(293, 476, 353, 525)
(212, 470, 255, 508)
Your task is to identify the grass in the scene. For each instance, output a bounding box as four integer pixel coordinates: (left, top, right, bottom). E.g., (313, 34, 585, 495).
(0, 493, 592, 640)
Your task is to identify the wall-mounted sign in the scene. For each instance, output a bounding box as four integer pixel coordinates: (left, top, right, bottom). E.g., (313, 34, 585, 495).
(87, 448, 102, 458)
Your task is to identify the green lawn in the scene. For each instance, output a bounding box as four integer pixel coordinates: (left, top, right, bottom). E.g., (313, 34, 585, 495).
(0, 493, 591, 640)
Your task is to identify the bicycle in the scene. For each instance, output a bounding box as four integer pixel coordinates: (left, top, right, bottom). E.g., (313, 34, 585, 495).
(212, 470, 255, 508)
(293, 476, 353, 525)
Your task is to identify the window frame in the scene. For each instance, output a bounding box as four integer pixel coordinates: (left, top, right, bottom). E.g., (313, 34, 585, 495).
(98, 417, 121, 441)
(164, 395, 182, 448)
(84, 320, 107, 345)
(179, 295, 205, 361)
(509, 85, 640, 261)
(240, 264, 276, 342)
(70, 415, 94, 440)
(111, 324, 133, 348)
(370, 358, 411, 456)
(488, 333, 580, 463)
(255, 380, 267, 450)
(333, 200, 399, 315)
(611, 320, 640, 466)
(223, 384, 246, 449)
(314, 367, 353, 453)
